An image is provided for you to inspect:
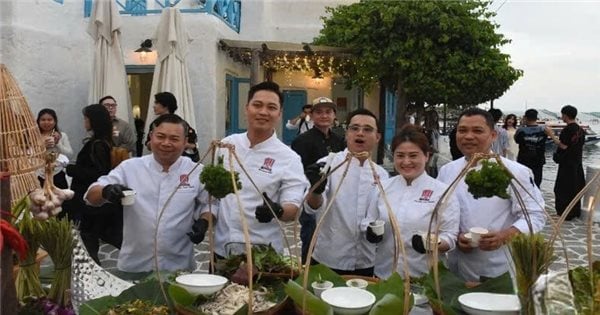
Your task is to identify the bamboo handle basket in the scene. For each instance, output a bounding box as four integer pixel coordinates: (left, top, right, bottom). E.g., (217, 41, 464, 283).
(0, 64, 46, 207)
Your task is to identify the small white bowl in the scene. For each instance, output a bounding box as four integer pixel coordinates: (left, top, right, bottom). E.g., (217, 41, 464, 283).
(175, 274, 228, 296)
(458, 292, 520, 315)
(321, 287, 376, 315)
(345, 278, 369, 290)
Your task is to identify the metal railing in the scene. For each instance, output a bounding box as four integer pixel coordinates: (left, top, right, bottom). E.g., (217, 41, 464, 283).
(84, 0, 241, 32)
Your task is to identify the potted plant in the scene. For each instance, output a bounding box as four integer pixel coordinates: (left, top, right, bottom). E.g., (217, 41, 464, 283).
(311, 274, 333, 298)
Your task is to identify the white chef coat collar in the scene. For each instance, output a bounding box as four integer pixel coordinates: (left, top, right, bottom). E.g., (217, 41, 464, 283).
(147, 154, 184, 173)
(244, 131, 278, 149)
(397, 171, 428, 186)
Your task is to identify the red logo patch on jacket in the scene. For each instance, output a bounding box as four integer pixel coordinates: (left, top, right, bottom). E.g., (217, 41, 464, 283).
(419, 189, 433, 201)
(259, 157, 275, 173)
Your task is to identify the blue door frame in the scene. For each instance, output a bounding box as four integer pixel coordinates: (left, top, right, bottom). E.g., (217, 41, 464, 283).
(282, 90, 307, 145)
(384, 88, 397, 146)
(226, 75, 250, 135)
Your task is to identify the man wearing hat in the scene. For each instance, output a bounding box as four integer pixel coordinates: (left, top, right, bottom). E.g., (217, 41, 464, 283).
(291, 96, 346, 263)
(514, 109, 549, 187)
(286, 104, 314, 135)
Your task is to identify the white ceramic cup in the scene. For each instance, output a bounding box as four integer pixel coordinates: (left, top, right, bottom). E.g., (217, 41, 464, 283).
(420, 232, 440, 251)
(311, 280, 333, 299)
(121, 190, 136, 206)
(468, 227, 489, 247)
(369, 220, 385, 236)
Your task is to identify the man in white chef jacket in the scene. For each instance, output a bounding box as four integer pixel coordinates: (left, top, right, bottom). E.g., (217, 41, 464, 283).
(437, 108, 546, 282)
(213, 81, 308, 258)
(304, 108, 389, 276)
(85, 114, 216, 273)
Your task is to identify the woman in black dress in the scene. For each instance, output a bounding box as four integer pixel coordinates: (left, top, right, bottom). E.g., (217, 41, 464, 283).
(65, 104, 122, 263)
(550, 105, 585, 220)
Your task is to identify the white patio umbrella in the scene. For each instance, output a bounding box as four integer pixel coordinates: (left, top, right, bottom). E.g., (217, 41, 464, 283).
(145, 7, 195, 132)
(87, 0, 132, 122)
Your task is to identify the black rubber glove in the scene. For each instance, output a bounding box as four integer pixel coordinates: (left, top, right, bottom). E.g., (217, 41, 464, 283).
(412, 234, 430, 254)
(101, 184, 131, 204)
(305, 162, 327, 194)
(187, 218, 209, 244)
(366, 226, 383, 243)
(255, 193, 284, 223)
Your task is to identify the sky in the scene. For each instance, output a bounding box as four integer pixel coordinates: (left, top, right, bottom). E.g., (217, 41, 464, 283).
(490, 0, 600, 113)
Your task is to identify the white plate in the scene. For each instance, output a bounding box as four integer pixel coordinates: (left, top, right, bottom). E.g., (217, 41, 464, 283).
(458, 292, 520, 315)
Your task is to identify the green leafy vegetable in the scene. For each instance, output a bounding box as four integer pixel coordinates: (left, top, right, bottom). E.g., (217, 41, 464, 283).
(200, 156, 242, 199)
(569, 261, 600, 314)
(217, 245, 297, 276)
(465, 159, 512, 199)
(79, 280, 171, 315)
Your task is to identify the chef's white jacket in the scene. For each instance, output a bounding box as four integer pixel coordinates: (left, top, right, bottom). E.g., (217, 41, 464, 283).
(305, 149, 389, 271)
(213, 132, 308, 257)
(437, 156, 546, 281)
(368, 173, 459, 279)
(85, 155, 215, 272)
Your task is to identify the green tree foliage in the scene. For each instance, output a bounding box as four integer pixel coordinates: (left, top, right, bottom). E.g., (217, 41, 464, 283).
(314, 0, 523, 127)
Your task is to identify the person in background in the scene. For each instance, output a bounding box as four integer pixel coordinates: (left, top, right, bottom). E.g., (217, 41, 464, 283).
(99, 96, 136, 154)
(449, 126, 463, 160)
(304, 108, 389, 276)
(36, 108, 72, 189)
(488, 108, 509, 157)
(85, 114, 216, 274)
(65, 104, 121, 263)
(437, 108, 545, 282)
(514, 109, 548, 187)
(367, 125, 459, 279)
(547, 105, 585, 220)
(213, 82, 308, 258)
(286, 104, 314, 135)
(503, 113, 519, 160)
(146, 92, 200, 162)
(291, 96, 345, 263)
(423, 110, 441, 177)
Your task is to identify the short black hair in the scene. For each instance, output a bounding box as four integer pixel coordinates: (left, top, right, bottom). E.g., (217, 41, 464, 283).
(302, 104, 313, 111)
(524, 109, 538, 121)
(99, 95, 116, 105)
(561, 105, 578, 120)
(345, 108, 381, 132)
(247, 81, 283, 106)
(152, 114, 189, 137)
(488, 108, 503, 122)
(458, 107, 495, 130)
(155, 92, 178, 114)
(37, 108, 60, 133)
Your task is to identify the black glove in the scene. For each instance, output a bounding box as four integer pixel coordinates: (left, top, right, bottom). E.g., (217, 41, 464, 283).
(411, 234, 427, 254)
(305, 162, 327, 194)
(101, 184, 131, 204)
(366, 226, 383, 243)
(255, 193, 284, 223)
(187, 218, 209, 244)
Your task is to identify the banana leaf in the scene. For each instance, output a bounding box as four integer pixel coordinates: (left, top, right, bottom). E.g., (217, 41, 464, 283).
(417, 263, 514, 315)
(79, 279, 171, 315)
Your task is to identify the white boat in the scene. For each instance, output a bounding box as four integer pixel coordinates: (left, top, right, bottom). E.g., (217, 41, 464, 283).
(540, 122, 600, 147)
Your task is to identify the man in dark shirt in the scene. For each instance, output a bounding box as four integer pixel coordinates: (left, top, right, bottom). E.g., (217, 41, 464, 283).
(514, 109, 548, 187)
(291, 96, 345, 263)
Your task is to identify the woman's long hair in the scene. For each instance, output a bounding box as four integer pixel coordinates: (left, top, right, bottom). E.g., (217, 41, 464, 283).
(37, 108, 60, 133)
(83, 104, 113, 145)
(503, 114, 517, 129)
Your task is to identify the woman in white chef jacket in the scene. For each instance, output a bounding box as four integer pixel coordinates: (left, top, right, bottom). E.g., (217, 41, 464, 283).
(366, 125, 460, 279)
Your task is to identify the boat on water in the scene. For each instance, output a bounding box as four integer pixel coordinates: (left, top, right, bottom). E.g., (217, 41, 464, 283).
(540, 122, 600, 147)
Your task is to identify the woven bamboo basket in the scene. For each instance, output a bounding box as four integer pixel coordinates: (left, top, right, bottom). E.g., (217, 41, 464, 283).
(0, 64, 45, 207)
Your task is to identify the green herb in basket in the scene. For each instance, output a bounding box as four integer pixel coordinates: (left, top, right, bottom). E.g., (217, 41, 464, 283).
(200, 156, 242, 199)
(465, 159, 512, 199)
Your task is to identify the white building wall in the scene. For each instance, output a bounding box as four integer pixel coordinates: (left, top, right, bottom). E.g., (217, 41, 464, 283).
(0, 0, 361, 156)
